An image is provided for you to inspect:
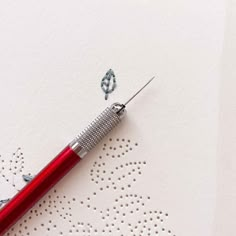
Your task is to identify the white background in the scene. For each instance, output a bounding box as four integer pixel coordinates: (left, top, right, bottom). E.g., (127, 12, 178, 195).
(0, 0, 234, 235)
(214, 0, 236, 235)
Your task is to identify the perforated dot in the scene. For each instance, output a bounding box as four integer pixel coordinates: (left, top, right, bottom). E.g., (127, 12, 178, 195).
(4, 140, 176, 236)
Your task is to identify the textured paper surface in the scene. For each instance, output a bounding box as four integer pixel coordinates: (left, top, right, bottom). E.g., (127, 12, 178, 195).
(0, 0, 225, 235)
(214, 1, 236, 235)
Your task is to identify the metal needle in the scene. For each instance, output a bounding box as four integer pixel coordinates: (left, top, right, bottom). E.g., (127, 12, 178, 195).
(124, 76, 155, 106)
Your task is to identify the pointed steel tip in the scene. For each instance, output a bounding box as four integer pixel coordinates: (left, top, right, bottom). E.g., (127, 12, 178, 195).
(146, 76, 155, 85)
(124, 76, 155, 106)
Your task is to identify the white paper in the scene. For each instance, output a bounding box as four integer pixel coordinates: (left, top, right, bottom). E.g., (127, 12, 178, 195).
(0, 0, 225, 235)
(213, 1, 236, 235)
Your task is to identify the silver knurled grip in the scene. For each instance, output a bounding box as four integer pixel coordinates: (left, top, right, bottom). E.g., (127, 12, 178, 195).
(69, 103, 126, 158)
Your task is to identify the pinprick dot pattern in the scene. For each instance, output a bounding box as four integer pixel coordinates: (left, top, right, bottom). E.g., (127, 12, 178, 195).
(3, 139, 176, 236)
(0, 148, 24, 190)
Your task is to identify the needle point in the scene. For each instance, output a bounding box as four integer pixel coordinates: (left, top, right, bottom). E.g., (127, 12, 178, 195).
(124, 76, 155, 106)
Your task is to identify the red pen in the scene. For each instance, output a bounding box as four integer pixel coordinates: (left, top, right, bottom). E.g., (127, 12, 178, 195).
(0, 77, 154, 235)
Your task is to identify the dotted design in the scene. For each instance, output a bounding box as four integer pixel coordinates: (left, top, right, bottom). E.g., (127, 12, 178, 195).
(4, 139, 176, 236)
(0, 147, 24, 190)
(90, 139, 144, 191)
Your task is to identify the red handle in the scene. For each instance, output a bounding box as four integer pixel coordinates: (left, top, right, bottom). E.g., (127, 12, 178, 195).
(0, 146, 81, 235)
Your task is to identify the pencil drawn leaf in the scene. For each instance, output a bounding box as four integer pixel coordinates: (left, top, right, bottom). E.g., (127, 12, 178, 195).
(101, 69, 117, 100)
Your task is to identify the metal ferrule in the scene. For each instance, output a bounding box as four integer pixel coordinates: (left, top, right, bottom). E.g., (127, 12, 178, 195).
(69, 103, 126, 158)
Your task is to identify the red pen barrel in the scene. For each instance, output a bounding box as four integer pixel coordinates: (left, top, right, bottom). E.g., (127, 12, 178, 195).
(0, 146, 81, 235)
